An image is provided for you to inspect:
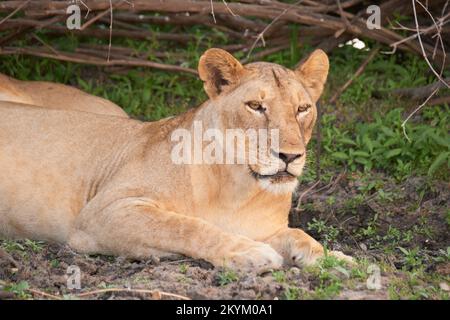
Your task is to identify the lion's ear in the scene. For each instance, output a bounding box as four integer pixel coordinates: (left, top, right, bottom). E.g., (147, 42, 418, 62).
(295, 49, 329, 102)
(198, 48, 244, 98)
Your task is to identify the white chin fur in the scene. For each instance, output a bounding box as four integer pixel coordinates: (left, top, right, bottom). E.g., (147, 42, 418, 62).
(257, 178, 299, 194)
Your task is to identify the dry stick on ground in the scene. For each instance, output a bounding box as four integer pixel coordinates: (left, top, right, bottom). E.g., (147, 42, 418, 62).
(107, 0, 113, 61)
(401, 88, 439, 142)
(0, 0, 30, 25)
(295, 180, 321, 211)
(0, 15, 64, 46)
(0, 291, 16, 299)
(0, 0, 446, 60)
(35, 25, 196, 44)
(27, 287, 190, 300)
(390, 77, 450, 100)
(0, 247, 19, 268)
(28, 288, 62, 300)
(0, 46, 198, 75)
(329, 46, 380, 104)
(75, 288, 191, 300)
(428, 95, 450, 106)
(31, 33, 59, 55)
(80, 6, 111, 31)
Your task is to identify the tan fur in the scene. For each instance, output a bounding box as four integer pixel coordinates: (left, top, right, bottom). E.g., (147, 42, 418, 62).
(0, 73, 128, 117)
(0, 49, 351, 272)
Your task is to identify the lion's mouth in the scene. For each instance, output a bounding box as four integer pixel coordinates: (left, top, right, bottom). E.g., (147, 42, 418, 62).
(249, 167, 296, 182)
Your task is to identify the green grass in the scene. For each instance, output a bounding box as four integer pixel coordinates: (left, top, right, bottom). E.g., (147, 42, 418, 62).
(1, 239, 44, 255)
(307, 218, 340, 245)
(4, 281, 31, 299)
(272, 270, 287, 283)
(0, 23, 449, 300)
(217, 269, 239, 286)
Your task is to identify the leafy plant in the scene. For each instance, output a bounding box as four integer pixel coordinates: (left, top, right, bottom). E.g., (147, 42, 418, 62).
(272, 270, 286, 283)
(398, 247, 423, 270)
(307, 218, 340, 245)
(320, 106, 449, 180)
(5, 281, 31, 299)
(217, 269, 239, 286)
(283, 286, 301, 300)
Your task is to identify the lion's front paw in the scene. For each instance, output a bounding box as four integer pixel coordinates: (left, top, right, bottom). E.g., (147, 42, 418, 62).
(328, 250, 355, 265)
(226, 243, 283, 273)
(290, 241, 325, 266)
(290, 244, 354, 267)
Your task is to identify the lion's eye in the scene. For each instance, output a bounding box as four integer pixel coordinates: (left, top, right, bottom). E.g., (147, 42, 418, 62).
(246, 101, 266, 113)
(297, 104, 312, 115)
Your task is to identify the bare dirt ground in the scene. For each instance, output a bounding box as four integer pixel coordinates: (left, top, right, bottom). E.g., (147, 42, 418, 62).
(0, 173, 449, 300)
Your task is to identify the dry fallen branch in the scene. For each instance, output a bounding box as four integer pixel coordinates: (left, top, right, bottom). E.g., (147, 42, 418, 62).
(25, 287, 191, 300)
(0, 247, 19, 268)
(0, 0, 447, 79)
(75, 288, 190, 300)
(0, 0, 445, 59)
(0, 46, 198, 75)
(390, 77, 450, 100)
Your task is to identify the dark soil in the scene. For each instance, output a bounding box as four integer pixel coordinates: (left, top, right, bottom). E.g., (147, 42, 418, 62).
(1, 173, 449, 300)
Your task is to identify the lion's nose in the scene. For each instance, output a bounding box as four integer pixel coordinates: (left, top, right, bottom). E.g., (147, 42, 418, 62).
(272, 150, 303, 164)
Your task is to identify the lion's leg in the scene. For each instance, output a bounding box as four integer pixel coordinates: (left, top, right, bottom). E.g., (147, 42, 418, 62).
(265, 228, 353, 266)
(68, 199, 283, 272)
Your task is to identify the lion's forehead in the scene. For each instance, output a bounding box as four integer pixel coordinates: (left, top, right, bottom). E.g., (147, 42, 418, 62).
(243, 63, 309, 100)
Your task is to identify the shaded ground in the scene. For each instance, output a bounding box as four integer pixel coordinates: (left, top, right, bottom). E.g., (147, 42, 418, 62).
(1, 173, 448, 300)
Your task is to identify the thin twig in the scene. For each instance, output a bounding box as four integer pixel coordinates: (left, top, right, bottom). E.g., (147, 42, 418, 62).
(31, 33, 59, 55)
(77, 0, 91, 19)
(210, 0, 217, 23)
(222, 0, 238, 17)
(0, 248, 19, 268)
(80, 7, 111, 30)
(76, 288, 190, 300)
(246, 0, 303, 59)
(296, 180, 320, 210)
(0, 46, 198, 75)
(412, 0, 450, 89)
(28, 289, 62, 300)
(386, 12, 450, 54)
(107, 0, 113, 62)
(401, 88, 438, 142)
(0, 0, 31, 25)
(414, 0, 447, 80)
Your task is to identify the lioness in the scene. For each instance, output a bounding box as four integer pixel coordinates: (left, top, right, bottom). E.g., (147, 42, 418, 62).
(0, 48, 351, 272)
(0, 73, 128, 117)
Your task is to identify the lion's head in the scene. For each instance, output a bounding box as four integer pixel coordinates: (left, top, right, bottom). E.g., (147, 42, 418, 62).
(198, 48, 329, 193)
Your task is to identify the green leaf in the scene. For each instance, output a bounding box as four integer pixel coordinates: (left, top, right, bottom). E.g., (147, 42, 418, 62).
(339, 137, 357, 146)
(398, 247, 409, 256)
(353, 151, 370, 157)
(355, 157, 370, 165)
(429, 133, 450, 148)
(385, 148, 402, 159)
(363, 135, 374, 153)
(384, 138, 399, 148)
(332, 152, 349, 160)
(380, 126, 396, 137)
(428, 152, 449, 176)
